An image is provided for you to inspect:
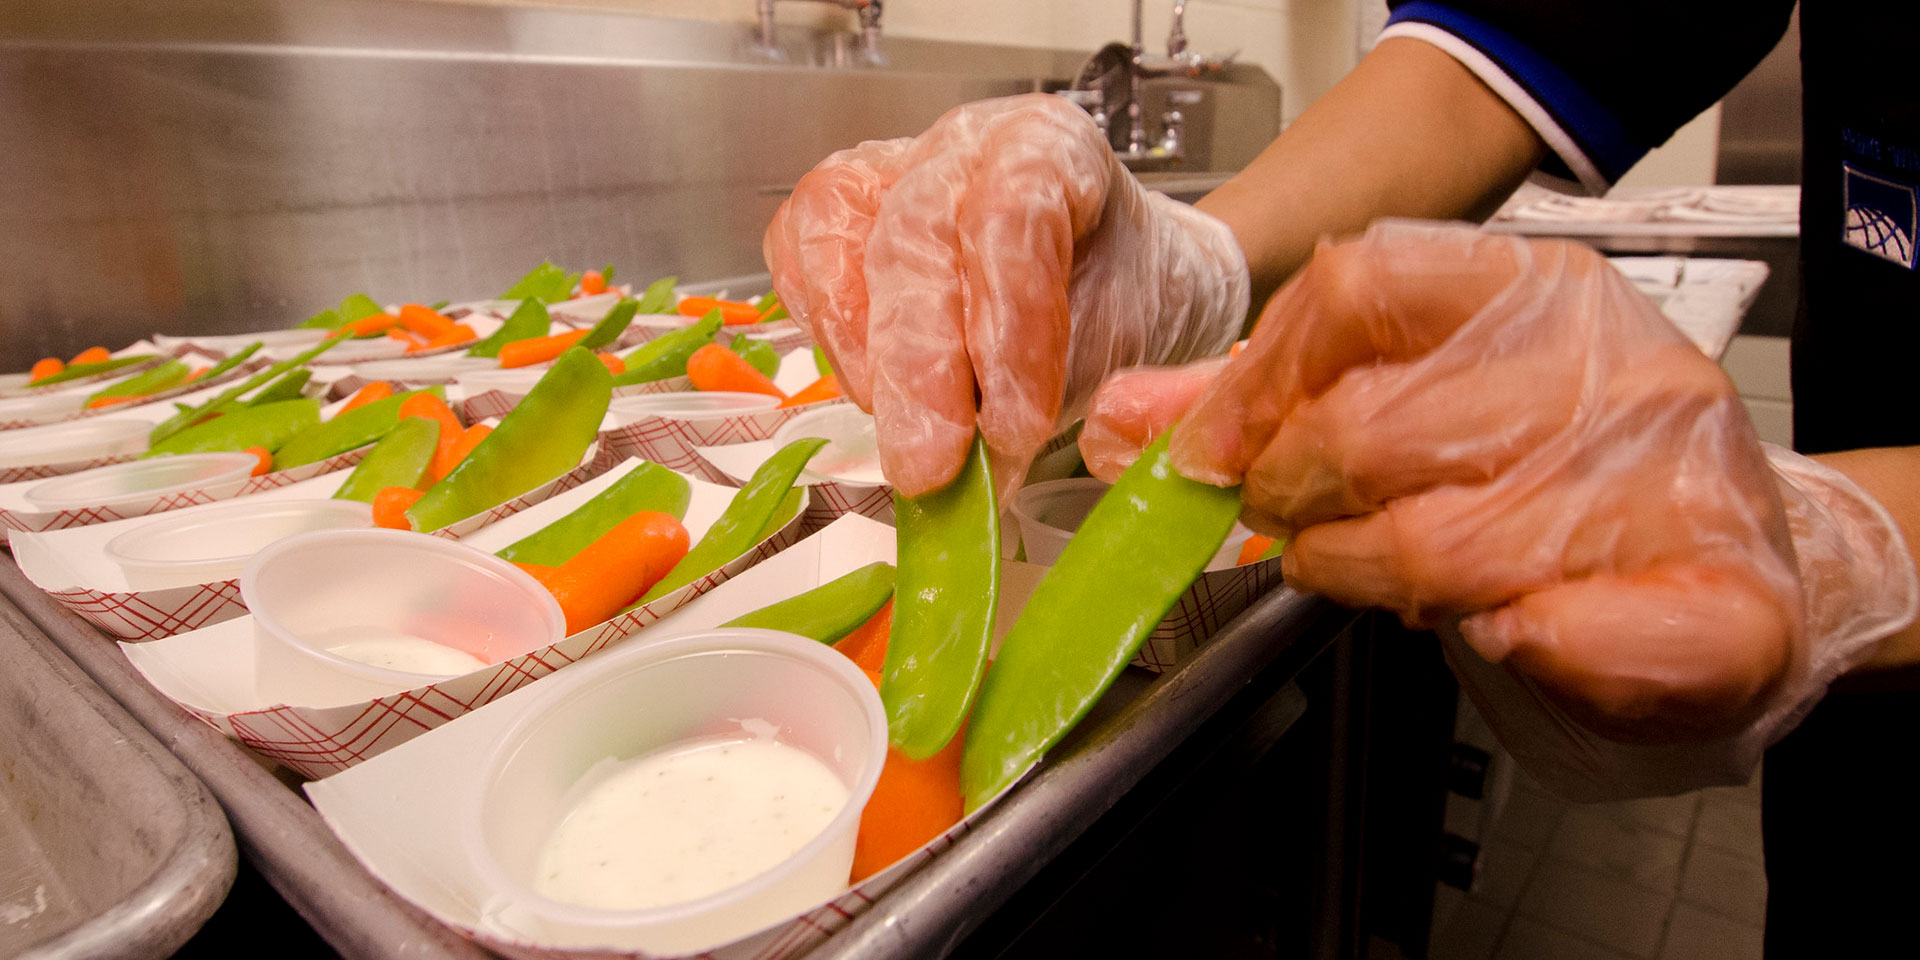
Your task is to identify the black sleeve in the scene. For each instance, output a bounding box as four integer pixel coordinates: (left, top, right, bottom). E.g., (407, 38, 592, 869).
(1382, 0, 1795, 192)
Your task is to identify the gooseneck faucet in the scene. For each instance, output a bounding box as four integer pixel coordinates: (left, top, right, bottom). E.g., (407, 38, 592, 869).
(755, 0, 885, 66)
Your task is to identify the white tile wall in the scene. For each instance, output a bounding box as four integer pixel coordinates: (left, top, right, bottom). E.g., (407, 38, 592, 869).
(1720, 334, 1793, 448)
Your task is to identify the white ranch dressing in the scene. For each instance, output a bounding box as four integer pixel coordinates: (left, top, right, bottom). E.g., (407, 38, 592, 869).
(534, 735, 848, 911)
(320, 625, 489, 676)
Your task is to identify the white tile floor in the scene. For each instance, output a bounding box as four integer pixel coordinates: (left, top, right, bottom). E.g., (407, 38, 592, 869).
(1430, 706, 1766, 960)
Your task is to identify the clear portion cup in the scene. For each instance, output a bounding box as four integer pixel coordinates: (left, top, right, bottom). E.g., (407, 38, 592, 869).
(463, 628, 886, 955)
(0, 418, 149, 470)
(105, 499, 374, 590)
(21, 452, 259, 511)
(242, 529, 565, 707)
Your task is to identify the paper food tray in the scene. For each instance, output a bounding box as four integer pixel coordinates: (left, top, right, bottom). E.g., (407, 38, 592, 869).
(0, 340, 169, 400)
(302, 513, 1012, 960)
(596, 350, 827, 484)
(120, 459, 808, 778)
(0, 348, 265, 431)
(696, 437, 892, 536)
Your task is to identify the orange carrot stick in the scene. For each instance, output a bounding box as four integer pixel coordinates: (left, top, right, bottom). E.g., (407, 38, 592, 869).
(686, 343, 786, 399)
(343, 312, 400, 338)
(386, 327, 429, 350)
(399, 393, 465, 480)
(833, 598, 893, 676)
(242, 445, 274, 477)
(596, 353, 626, 376)
(497, 329, 589, 369)
(340, 381, 394, 414)
(579, 270, 607, 297)
(397, 303, 457, 337)
(676, 296, 763, 325)
(412, 324, 476, 353)
(514, 511, 690, 634)
(185, 366, 211, 382)
(1237, 534, 1275, 566)
(431, 423, 492, 481)
(372, 486, 426, 529)
(778, 373, 842, 409)
(70, 346, 111, 365)
(29, 358, 64, 382)
(85, 394, 143, 409)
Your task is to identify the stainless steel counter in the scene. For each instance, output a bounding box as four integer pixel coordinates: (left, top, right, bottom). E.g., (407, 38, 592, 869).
(0, 554, 1349, 960)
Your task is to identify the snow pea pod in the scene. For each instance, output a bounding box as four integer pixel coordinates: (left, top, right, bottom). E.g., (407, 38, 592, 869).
(721, 561, 896, 643)
(144, 398, 321, 458)
(495, 461, 692, 567)
(179, 342, 263, 392)
(729, 334, 780, 379)
(960, 429, 1240, 811)
(812, 345, 834, 378)
(148, 337, 339, 445)
(574, 297, 640, 351)
(244, 369, 311, 406)
(272, 389, 430, 469)
(629, 437, 825, 608)
(405, 347, 611, 532)
(614, 310, 723, 385)
(86, 359, 189, 405)
(28, 354, 157, 387)
(633, 276, 677, 315)
(467, 298, 551, 358)
(883, 435, 999, 760)
(332, 416, 438, 503)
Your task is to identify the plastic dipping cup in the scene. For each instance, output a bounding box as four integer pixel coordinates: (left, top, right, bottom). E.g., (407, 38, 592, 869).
(242, 529, 566, 708)
(609, 392, 780, 421)
(462, 628, 886, 955)
(21, 452, 260, 512)
(0, 418, 149, 470)
(771, 404, 885, 486)
(0, 389, 87, 425)
(104, 499, 374, 590)
(457, 367, 550, 403)
(1010, 478, 1251, 568)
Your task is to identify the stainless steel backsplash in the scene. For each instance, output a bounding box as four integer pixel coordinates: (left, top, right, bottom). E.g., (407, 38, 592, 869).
(0, 0, 1279, 368)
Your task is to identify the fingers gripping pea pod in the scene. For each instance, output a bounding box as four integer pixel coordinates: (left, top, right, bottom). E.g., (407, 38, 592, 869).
(628, 437, 826, 608)
(613, 310, 723, 385)
(144, 398, 322, 458)
(404, 347, 611, 532)
(721, 561, 896, 644)
(883, 436, 999, 760)
(574, 298, 640, 351)
(467, 298, 552, 359)
(29, 354, 158, 387)
(86, 359, 190, 406)
(272, 389, 434, 469)
(332, 416, 439, 503)
(960, 429, 1240, 810)
(495, 461, 693, 567)
(148, 338, 340, 445)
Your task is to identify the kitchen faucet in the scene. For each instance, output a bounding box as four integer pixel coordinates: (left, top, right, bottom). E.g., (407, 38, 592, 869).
(754, 0, 885, 66)
(1070, 0, 1234, 167)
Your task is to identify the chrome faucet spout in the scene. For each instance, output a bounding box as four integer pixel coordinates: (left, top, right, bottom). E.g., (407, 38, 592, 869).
(754, 0, 884, 65)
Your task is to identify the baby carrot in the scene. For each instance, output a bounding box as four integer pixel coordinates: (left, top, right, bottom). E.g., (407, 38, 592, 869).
(399, 392, 465, 480)
(433, 424, 493, 481)
(579, 270, 607, 297)
(1237, 534, 1286, 566)
(514, 511, 690, 634)
(834, 598, 893, 676)
(339, 381, 394, 414)
(676, 296, 762, 326)
(412, 324, 476, 352)
(386, 327, 430, 350)
(70, 346, 111, 365)
(686, 343, 786, 399)
(596, 353, 626, 376)
(343, 312, 400, 338)
(242, 445, 274, 476)
(498, 329, 589, 369)
(372, 486, 426, 529)
(778, 373, 842, 408)
(29, 358, 63, 382)
(397, 304, 457, 338)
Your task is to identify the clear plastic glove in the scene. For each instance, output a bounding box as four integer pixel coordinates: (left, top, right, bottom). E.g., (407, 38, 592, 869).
(764, 93, 1248, 497)
(1086, 221, 1917, 797)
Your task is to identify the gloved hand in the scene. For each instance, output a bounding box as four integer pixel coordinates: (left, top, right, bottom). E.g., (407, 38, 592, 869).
(1084, 221, 1916, 794)
(764, 93, 1248, 497)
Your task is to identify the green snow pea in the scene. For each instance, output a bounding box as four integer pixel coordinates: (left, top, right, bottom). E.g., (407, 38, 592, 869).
(405, 347, 611, 532)
(501, 261, 579, 303)
(298, 293, 383, 331)
(191, 342, 264, 383)
(758, 488, 803, 541)
(729, 334, 780, 379)
(575, 297, 640, 351)
(614, 310, 723, 385)
(633, 276, 677, 315)
(1256, 536, 1287, 562)
(812, 345, 834, 378)
(272, 389, 430, 469)
(756, 292, 788, 323)
(883, 436, 999, 760)
(467, 298, 551, 359)
(148, 337, 340, 445)
(332, 416, 439, 503)
(721, 562, 896, 643)
(145, 398, 321, 458)
(960, 429, 1240, 810)
(629, 437, 825, 608)
(28, 354, 157, 387)
(86, 358, 190, 406)
(244, 369, 311, 406)
(495, 461, 692, 567)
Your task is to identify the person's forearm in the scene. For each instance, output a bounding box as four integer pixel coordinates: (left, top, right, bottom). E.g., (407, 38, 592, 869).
(1814, 447, 1920, 671)
(1195, 37, 1546, 309)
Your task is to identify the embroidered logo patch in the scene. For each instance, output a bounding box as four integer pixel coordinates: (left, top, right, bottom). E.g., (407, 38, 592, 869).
(1842, 163, 1918, 268)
